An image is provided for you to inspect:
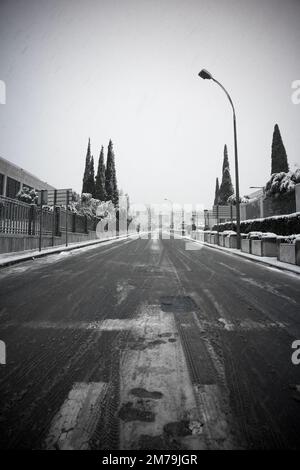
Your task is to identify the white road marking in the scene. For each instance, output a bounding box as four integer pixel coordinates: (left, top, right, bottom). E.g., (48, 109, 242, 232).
(218, 261, 245, 276)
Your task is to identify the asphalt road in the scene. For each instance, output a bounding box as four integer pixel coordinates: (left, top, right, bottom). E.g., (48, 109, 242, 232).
(0, 234, 300, 450)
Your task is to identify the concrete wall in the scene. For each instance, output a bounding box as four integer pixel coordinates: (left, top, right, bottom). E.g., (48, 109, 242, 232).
(251, 240, 263, 256)
(0, 230, 100, 254)
(279, 244, 296, 265)
(263, 191, 296, 218)
(241, 239, 251, 253)
(296, 184, 300, 212)
(262, 239, 278, 257)
(240, 184, 300, 222)
(224, 235, 237, 248)
(241, 197, 263, 221)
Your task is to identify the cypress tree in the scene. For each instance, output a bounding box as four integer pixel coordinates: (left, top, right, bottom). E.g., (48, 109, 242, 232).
(86, 156, 95, 197)
(271, 124, 289, 174)
(218, 145, 234, 205)
(82, 138, 91, 194)
(105, 140, 119, 206)
(214, 177, 220, 205)
(95, 146, 107, 201)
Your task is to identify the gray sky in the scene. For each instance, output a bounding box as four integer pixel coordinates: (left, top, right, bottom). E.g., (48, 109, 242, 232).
(0, 0, 299, 208)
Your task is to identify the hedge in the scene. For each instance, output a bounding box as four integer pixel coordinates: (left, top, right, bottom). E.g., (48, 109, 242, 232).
(212, 212, 300, 236)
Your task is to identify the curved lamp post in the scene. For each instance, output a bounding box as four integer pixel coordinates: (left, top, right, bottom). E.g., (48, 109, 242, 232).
(198, 69, 241, 249)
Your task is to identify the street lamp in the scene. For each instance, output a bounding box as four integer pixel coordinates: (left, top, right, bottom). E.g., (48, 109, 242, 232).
(198, 69, 241, 249)
(164, 198, 174, 232)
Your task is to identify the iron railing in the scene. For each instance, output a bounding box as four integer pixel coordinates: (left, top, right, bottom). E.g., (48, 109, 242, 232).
(0, 196, 98, 237)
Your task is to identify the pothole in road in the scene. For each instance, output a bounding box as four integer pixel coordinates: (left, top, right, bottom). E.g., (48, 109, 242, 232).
(160, 296, 197, 313)
(130, 388, 163, 399)
(118, 402, 155, 422)
(137, 419, 204, 450)
(163, 420, 192, 437)
(130, 338, 166, 350)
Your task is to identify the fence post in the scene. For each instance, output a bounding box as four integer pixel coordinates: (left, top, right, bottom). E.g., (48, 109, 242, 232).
(72, 213, 76, 233)
(54, 206, 61, 236)
(28, 204, 36, 235)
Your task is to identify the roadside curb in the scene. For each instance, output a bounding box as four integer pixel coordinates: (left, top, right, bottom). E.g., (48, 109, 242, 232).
(186, 237, 300, 277)
(0, 234, 133, 269)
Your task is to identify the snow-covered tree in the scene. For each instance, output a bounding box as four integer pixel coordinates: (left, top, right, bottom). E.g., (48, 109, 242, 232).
(17, 186, 38, 204)
(265, 168, 300, 197)
(227, 194, 250, 205)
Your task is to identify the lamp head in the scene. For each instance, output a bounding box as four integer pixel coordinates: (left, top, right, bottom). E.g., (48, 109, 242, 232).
(198, 69, 213, 80)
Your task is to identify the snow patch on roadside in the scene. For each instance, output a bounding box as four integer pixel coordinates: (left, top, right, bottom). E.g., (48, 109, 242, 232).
(45, 382, 108, 450)
(218, 318, 235, 331)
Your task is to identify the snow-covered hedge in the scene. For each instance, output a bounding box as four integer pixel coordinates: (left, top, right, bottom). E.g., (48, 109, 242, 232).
(244, 231, 277, 239)
(227, 194, 250, 205)
(222, 230, 237, 236)
(277, 234, 300, 244)
(212, 212, 300, 236)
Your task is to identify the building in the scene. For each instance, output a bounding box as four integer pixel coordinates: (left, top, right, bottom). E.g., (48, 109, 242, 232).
(0, 156, 55, 199)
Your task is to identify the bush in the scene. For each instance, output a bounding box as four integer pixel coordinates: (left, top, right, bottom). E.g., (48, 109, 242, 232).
(17, 186, 38, 204)
(265, 169, 300, 197)
(212, 212, 300, 236)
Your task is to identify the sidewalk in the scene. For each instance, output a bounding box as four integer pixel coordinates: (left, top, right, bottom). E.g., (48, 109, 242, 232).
(186, 237, 300, 276)
(0, 233, 134, 269)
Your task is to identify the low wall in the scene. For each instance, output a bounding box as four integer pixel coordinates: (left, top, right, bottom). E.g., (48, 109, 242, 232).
(251, 240, 263, 256)
(263, 192, 296, 218)
(279, 244, 296, 265)
(219, 234, 225, 247)
(224, 235, 237, 249)
(0, 230, 100, 254)
(210, 234, 217, 244)
(262, 239, 278, 257)
(241, 239, 251, 253)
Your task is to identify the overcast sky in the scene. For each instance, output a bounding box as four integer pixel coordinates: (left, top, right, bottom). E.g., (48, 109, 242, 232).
(0, 0, 299, 208)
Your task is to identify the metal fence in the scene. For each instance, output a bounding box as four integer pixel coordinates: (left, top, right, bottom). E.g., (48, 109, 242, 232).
(0, 196, 97, 237)
(0, 196, 31, 234)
